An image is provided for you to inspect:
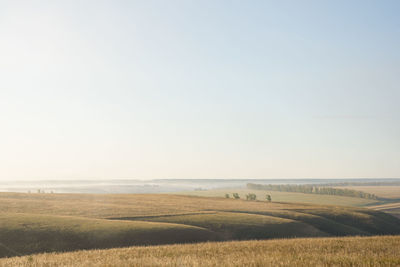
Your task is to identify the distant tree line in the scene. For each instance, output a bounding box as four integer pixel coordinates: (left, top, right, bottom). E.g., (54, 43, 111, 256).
(247, 183, 377, 200)
(315, 181, 400, 187)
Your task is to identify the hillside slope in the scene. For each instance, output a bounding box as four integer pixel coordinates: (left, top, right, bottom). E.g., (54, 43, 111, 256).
(0, 213, 217, 258)
(1, 192, 400, 257)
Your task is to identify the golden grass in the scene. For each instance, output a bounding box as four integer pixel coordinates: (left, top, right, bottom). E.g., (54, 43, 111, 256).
(1, 236, 399, 267)
(0, 213, 216, 257)
(1, 192, 400, 258)
(0, 192, 339, 219)
(141, 211, 327, 239)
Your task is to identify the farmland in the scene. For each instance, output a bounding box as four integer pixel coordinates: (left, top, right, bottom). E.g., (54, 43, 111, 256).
(1, 236, 399, 267)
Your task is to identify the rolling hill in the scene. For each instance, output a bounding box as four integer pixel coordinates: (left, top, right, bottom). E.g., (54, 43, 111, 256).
(0, 192, 399, 258)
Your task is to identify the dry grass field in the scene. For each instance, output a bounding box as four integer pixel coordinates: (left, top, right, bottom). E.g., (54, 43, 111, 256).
(1, 236, 399, 267)
(0, 192, 384, 220)
(0, 192, 400, 258)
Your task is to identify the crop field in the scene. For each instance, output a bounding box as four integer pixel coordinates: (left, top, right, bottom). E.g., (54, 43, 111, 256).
(0, 192, 399, 258)
(1, 236, 399, 267)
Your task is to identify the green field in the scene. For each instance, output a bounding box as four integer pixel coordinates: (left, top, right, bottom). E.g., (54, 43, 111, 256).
(0, 192, 399, 258)
(1, 236, 399, 267)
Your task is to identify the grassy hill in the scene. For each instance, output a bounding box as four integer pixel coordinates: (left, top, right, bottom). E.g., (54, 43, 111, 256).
(331, 185, 400, 219)
(0, 192, 399, 257)
(137, 211, 327, 239)
(0, 213, 216, 258)
(178, 187, 400, 219)
(368, 202, 400, 219)
(1, 236, 399, 266)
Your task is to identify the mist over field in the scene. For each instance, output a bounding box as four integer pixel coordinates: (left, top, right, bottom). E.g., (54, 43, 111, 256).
(1, 178, 399, 194)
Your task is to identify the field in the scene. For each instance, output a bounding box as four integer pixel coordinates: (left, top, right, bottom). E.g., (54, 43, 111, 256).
(179, 187, 400, 219)
(333, 185, 400, 219)
(1, 236, 399, 266)
(368, 203, 400, 219)
(334, 186, 400, 199)
(0, 213, 216, 258)
(1, 192, 400, 258)
(177, 188, 381, 207)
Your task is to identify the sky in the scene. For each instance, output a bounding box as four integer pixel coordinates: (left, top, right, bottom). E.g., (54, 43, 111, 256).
(0, 0, 399, 180)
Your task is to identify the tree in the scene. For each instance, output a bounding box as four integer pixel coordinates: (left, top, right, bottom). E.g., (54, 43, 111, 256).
(232, 193, 240, 199)
(225, 193, 230, 198)
(266, 194, 271, 202)
(246, 193, 257, 201)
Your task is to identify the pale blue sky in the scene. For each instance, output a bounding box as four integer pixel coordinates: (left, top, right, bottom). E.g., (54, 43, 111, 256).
(0, 1, 399, 180)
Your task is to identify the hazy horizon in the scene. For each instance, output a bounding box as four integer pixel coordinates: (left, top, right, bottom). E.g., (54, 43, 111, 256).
(2, 177, 400, 182)
(1, 1, 399, 180)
